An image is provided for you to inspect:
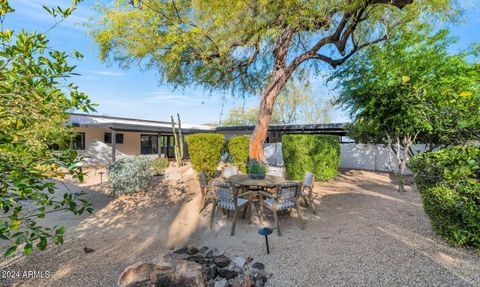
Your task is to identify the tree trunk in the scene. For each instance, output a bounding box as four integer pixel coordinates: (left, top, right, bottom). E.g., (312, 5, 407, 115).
(249, 71, 289, 162)
(249, 27, 293, 162)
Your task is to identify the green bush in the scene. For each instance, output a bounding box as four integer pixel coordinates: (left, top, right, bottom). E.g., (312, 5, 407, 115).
(228, 136, 250, 173)
(410, 146, 480, 248)
(187, 133, 225, 178)
(151, 157, 169, 175)
(248, 160, 266, 175)
(107, 156, 153, 195)
(282, 134, 340, 181)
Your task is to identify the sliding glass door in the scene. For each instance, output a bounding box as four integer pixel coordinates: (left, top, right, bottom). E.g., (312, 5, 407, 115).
(140, 134, 158, 154)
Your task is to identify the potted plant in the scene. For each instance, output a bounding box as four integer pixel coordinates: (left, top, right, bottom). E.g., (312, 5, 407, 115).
(248, 160, 266, 180)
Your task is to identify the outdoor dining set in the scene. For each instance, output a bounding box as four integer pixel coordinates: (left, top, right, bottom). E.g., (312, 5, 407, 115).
(199, 166, 317, 236)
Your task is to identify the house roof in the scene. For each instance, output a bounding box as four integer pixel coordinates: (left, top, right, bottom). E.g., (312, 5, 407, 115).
(69, 113, 347, 135)
(69, 113, 215, 133)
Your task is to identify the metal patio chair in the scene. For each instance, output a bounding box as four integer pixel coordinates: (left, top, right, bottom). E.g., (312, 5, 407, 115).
(300, 172, 316, 214)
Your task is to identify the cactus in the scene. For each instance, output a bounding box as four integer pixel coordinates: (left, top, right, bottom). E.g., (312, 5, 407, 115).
(170, 114, 184, 167)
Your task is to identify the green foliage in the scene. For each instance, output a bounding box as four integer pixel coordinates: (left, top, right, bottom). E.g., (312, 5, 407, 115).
(228, 136, 250, 173)
(247, 160, 266, 175)
(282, 134, 339, 181)
(151, 157, 169, 176)
(410, 146, 480, 248)
(0, 0, 95, 257)
(332, 25, 480, 146)
(90, 0, 456, 96)
(187, 133, 225, 178)
(107, 157, 153, 195)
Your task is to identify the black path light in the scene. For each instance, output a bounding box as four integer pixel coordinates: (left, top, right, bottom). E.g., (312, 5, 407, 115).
(258, 227, 273, 254)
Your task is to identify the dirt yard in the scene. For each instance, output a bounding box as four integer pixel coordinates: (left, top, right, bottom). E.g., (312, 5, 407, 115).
(1, 167, 479, 287)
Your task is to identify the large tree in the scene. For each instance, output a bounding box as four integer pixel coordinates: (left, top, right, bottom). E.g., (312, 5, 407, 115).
(331, 25, 480, 191)
(1, 0, 95, 256)
(91, 0, 457, 161)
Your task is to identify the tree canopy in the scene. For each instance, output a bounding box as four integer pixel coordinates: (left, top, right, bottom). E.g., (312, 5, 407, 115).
(91, 0, 460, 161)
(0, 0, 95, 256)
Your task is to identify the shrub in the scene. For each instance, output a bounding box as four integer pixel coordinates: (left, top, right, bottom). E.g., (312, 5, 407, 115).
(248, 160, 266, 175)
(187, 133, 225, 178)
(410, 146, 480, 248)
(282, 134, 340, 181)
(228, 136, 250, 173)
(151, 157, 169, 175)
(107, 156, 153, 195)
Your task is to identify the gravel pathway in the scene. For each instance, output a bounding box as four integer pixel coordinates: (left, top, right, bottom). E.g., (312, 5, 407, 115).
(1, 169, 478, 287)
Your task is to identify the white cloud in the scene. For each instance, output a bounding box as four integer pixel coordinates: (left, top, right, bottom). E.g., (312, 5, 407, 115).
(88, 70, 124, 77)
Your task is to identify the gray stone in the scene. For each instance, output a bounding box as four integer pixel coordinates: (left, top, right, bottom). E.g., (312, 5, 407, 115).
(172, 246, 188, 254)
(186, 247, 199, 255)
(218, 268, 238, 279)
(187, 255, 205, 264)
(251, 262, 265, 270)
(199, 246, 209, 254)
(205, 247, 219, 257)
(203, 265, 218, 280)
(214, 278, 228, 287)
(212, 255, 231, 268)
(231, 256, 246, 268)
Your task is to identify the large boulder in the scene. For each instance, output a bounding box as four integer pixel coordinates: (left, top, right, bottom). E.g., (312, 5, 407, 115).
(118, 261, 207, 287)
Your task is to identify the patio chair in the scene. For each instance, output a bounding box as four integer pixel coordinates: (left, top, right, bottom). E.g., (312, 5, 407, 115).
(300, 172, 316, 214)
(222, 165, 239, 178)
(259, 181, 302, 236)
(210, 181, 251, 236)
(266, 166, 285, 178)
(198, 171, 210, 213)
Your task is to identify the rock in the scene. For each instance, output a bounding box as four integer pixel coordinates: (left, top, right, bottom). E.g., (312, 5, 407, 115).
(118, 261, 207, 287)
(254, 275, 268, 287)
(208, 279, 215, 287)
(172, 246, 188, 254)
(205, 247, 219, 257)
(251, 262, 265, 270)
(203, 265, 218, 280)
(187, 255, 205, 264)
(199, 246, 209, 254)
(186, 247, 199, 255)
(231, 256, 246, 268)
(218, 268, 238, 279)
(212, 255, 231, 268)
(246, 256, 254, 264)
(214, 278, 228, 287)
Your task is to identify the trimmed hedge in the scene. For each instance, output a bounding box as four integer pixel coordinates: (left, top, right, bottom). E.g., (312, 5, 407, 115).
(282, 134, 340, 181)
(187, 133, 225, 178)
(107, 156, 152, 195)
(228, 136, 250, 173)
(410, 146, 480, 248)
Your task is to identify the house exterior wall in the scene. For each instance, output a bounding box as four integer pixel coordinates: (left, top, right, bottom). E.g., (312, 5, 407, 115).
(75, 127, 143, 156)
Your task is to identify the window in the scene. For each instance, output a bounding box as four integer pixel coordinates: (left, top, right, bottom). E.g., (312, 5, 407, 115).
(141, 134, 158, 154)
(73, 132, 85, 150)
(104, 133, 124, 144)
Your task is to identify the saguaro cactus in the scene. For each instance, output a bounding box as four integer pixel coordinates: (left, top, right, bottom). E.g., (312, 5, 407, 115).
(170, 114, 184, 167)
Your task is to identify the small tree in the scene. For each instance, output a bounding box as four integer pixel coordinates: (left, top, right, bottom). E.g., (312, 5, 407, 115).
(91, 0, 457, 162)
(332, 25, 480, 191)
(0, 0, 95, 256)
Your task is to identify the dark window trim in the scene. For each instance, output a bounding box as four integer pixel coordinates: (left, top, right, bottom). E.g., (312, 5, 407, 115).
(104, 132, 124, 144)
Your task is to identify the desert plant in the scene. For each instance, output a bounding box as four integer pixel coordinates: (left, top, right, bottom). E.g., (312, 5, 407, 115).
(247, 160, 266, 175)
(410, 146, 480, 248)
(151, 157, 169, 176)
(228, 136, 250, 173)
(282, 134, 340, 181)
(107, 156, 153, 195)
(171, 113, 184, 166)
(187, 133, 225, 178)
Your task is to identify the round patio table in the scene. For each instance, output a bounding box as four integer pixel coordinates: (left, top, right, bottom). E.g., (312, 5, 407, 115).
(227, 174, 286, 223)
(227, 174, 285, 188)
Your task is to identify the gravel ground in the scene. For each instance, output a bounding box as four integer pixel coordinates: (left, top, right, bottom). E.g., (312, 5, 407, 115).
(1, 168, 479, 287)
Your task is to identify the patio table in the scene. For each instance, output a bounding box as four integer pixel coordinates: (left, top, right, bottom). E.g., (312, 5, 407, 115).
(227, 174, 286, 223)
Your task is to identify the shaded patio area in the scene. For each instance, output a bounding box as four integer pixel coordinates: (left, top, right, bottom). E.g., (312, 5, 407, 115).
(1, 169, 478, 286)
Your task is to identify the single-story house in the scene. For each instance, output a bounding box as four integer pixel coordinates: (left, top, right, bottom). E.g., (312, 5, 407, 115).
(69, 113, 347, 164)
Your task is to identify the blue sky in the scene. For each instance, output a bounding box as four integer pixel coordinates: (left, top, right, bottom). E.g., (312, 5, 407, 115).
(7, 0, 480, 124)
